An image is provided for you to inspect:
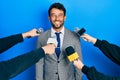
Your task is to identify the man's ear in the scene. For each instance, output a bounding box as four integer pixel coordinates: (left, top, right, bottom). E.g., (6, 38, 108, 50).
(48, 16, 50, 20)
(64, 16, 66, 20)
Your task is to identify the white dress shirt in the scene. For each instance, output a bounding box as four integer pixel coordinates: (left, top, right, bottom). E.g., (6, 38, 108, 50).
(51, 27, 65, 48)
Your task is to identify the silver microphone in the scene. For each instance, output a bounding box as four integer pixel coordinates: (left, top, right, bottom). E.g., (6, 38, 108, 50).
(36, 27, 44, 34)
(74, 27, 80, 32)
(47, 37, 58, 47)
(27, 27, 44, 38)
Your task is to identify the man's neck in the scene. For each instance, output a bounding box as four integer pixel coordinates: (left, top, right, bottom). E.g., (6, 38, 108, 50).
(53, 26, 63, 32)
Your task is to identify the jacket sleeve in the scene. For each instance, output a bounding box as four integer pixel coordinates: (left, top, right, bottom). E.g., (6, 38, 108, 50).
(94, 39, 120, 65)
(82, 65, 114, 80)
(0, 47, 45, 79)
(0, 34, 23, 53)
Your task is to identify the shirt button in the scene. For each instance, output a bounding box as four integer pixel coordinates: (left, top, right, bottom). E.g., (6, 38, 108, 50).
(56, 72, 58, 74)
(57, 61, 60, 63)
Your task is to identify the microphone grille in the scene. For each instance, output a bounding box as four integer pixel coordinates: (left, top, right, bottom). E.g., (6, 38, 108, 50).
(74, 27, 80, 32)
(65, 46, 75, 56)
(36, 28, 44, 34)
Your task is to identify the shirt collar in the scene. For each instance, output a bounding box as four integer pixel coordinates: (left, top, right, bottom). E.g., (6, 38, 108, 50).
(51, 27, 65, 35)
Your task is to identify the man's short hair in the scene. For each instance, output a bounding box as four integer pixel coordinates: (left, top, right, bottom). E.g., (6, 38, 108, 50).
(48, 2, 66, 16)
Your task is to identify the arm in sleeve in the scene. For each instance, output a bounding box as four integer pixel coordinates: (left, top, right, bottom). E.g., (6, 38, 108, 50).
(94, 39, 120, 65)
(0, 34, 23, 53)
(0, 47, 45, 79)
(82, 65, 120, 80)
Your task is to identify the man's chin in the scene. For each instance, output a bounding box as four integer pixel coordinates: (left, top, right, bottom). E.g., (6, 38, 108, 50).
(54, 27, 61, 29)
(52, 23, 63, 29)
(53, 26, 62, 29)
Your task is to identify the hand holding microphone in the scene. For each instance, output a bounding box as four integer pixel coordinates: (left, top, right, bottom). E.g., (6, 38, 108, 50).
(74, 27, 86, 37)
(23, 28, 40, 39)
(65, 46, 84, 70)
(42, 36, 56, 54)
(65, 46, 79, 62)
(26, 27, 44, 38)
(81, 34, 97, 44)
(42, 44, 56, 55)
(74, 27, 97, 44)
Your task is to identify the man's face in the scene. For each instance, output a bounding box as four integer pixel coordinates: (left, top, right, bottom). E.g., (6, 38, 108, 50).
(49, 8, 66, 29)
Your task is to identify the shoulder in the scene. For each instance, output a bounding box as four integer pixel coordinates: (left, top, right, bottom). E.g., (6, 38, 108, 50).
(37, 29, 51, 42)
(38, 30, 51, 38)
(65, 28, 79, 38)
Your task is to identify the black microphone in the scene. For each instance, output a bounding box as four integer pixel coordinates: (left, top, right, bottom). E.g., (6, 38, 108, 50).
(74, 27, 86, 37)
(65, 46, 79, 62)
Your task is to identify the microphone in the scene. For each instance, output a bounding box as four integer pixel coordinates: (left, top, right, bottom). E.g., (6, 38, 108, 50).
(36, 27, 44, 34)
(47, 37, 58, 47)
(65, 46, 79, 62)
(74, 27, 86, 37)
(27, 27, 44, 38)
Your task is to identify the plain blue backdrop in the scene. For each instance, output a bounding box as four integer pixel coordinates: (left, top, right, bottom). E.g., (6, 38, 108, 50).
(0, 0, 120, 80)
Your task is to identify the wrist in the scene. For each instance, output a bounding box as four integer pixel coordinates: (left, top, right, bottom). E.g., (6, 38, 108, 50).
(79, 61, 84, 70)
(22, 32, 30, 39)
(91, 38, 97, 44)
(42, 46, 47, 54)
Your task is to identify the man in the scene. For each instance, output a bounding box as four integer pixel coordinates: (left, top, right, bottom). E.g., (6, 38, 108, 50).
(73, 33, 120, 80)
(0, 29, 55, 80)
(36, 2, 82, 80)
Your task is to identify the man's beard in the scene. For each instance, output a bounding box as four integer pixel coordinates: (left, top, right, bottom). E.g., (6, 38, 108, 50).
(51, 21, 64, 29)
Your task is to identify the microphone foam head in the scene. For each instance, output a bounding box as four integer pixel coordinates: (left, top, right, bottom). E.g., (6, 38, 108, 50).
(65, 46, 79, 62)
(65, 46, 75, 56)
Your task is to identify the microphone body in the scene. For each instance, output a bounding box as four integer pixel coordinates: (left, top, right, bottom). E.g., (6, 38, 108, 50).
(74, 28, 86, 37)
(65, 46, 79, 62)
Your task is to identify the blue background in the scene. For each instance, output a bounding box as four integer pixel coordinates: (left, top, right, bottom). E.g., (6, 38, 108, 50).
(0, 0, 120, 80)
